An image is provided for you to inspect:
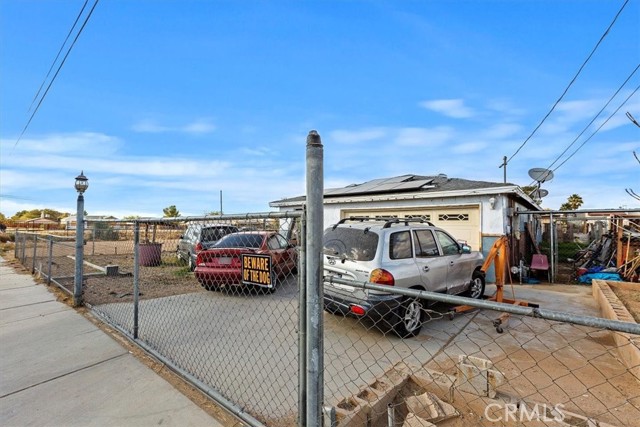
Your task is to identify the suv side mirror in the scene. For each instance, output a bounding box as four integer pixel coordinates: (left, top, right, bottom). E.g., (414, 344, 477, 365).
(461, 244, 471, 254)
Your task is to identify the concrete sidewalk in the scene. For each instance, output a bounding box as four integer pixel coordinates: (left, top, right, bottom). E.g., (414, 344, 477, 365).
(0, 257, 228, 427)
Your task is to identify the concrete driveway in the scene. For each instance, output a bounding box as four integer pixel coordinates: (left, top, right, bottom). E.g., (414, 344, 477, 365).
(93, 280, 639, 426)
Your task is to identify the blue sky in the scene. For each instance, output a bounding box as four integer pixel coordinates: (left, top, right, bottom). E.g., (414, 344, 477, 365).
(1, 0, 639, 218)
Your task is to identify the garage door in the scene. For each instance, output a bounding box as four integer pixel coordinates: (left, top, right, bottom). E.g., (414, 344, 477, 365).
(341, 206, 481, 251)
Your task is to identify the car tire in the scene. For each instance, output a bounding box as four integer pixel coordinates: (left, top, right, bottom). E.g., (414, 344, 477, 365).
(391, 297, 424, 338)
(463, 271, 485, 299)
(188, 255, 196, 271)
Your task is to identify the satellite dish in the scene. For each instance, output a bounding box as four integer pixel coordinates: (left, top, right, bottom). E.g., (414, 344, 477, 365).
(528, 168, 554, 183)
(538, 189, 549, 198)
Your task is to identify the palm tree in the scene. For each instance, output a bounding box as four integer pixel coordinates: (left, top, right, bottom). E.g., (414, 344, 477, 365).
(559, 194, 583, 210)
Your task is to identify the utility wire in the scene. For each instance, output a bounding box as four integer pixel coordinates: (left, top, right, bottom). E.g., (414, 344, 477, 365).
(13, 0, 100, 150)
(28, 0, 90, 113)
(501, 0, 630, 167)
(552, 84, 639, 172)
(541, 63, 639, 172)
(521, 78, 639, 191)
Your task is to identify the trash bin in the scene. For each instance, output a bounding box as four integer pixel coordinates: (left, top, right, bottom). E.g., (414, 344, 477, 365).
(139, 242, 162, 266)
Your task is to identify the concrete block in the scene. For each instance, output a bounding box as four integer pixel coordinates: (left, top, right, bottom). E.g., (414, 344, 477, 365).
(456, 355, 505, 398)
(405, 392, 458, 423)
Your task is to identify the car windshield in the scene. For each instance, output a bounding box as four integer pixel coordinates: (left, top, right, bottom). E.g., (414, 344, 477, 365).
(215, 233, 264, 249)
(201, 226, 236, 242)
(323, 227, 378, 261)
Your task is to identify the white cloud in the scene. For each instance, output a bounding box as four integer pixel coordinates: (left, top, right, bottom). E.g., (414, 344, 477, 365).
(419, 99, 475, 118)
(451, 141, 487, 154)
(1, 132, 122, 155)
(394, 126, 454, 146)
(132, 118, 216, 134)
(329, 128, 387, 144)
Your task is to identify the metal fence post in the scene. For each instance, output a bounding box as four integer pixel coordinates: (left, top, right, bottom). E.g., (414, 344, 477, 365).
(21, 234, 27, 264)
(14, 231, 19, 259)
(133, 221, 140, 339)
(298, 210, 307, 426)
(305, 130, 324, 427)
(31, 234, 38, 273)
(549, 212, 555, 283)
(74, 193, 85, 307)
(47, 236, 53, 284)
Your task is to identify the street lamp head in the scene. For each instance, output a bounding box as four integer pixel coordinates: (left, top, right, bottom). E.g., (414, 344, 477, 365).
(75, 171, 89, 194)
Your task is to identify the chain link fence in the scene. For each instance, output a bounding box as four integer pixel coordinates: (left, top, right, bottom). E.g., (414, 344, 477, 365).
(322, 277, 640, 427)
(9, 132, 640, 427)
(16, 213, 303, 427)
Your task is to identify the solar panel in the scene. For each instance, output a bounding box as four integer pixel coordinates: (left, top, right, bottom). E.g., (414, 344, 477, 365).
(326, 175, 435, 196)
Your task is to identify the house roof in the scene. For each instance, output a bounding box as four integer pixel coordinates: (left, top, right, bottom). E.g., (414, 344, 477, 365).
(271, 174, 524, 206)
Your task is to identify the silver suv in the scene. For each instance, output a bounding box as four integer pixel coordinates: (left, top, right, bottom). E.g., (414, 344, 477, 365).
(323, 217, 485, 337)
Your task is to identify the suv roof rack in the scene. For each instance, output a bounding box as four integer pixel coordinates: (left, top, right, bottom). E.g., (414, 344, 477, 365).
(333, 216, 434, 229)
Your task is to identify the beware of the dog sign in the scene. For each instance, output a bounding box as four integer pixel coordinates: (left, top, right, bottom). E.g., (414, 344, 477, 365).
(241, 254, 273, 287)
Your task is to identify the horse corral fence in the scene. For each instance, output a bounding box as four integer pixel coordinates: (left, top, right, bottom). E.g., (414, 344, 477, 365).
(11, 132, 640, 426)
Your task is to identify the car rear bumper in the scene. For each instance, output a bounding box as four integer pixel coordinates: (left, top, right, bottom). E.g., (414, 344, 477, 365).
(323, 286, 404, 319)
(194, 267, 242, 286)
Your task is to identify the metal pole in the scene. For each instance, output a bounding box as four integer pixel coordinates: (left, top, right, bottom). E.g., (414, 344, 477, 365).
(47, 236, 53, 284)
(387, 403, 395, 427)
(74, 194, 85, 307)
(14, 231, 19, 259)
(549, 212, 555, 283)
(327, 276, 640, 335)
(298, 211, 307, 426)
(502, 155, 507, 184)
(21, 234, 26, 264)
(133, 221, 140, 339)
(305, 130, 324, 427)
(31, 234, 37, 273)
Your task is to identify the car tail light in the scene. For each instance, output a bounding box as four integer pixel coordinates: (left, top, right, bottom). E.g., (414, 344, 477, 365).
(370, 268, 394, 286)
(349, 304, 366, 316)
(195, 243, 203, 252)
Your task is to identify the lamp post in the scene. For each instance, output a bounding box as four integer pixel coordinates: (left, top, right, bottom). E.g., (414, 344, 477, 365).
(74, 171, 89, 306)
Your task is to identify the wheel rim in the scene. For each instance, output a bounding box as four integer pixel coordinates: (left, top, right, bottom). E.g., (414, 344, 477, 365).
(403, 299, 422, 332)
(469, 277, 483, 298)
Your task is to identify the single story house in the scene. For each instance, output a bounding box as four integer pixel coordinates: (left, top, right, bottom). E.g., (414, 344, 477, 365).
(270, 174, 543, 281)
(61, 215, 118, 230)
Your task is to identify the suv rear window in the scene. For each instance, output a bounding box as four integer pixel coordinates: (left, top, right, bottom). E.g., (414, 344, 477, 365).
(201, 226, 237, 242)
(323, 228, 378, 261)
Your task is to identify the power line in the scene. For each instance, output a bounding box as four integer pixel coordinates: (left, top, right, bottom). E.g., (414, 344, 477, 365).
(542, 63, 639, 172)
(552, 84, 639, 172)
(501, 0, 630, 167)
(27, 0, 90, 113)
(13, 0, 100, 150)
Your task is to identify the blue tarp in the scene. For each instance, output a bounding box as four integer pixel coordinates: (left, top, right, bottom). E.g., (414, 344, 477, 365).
(578, 272, 622, 284)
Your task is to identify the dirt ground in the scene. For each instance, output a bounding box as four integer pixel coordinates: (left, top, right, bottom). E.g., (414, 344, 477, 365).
(49, 253, 205, 306)
(612, 287, 640, 323)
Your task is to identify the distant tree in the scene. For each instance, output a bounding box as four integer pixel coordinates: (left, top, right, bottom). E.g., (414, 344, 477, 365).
(123, 215, 141, 220)
(521, 185, 538, 197)
(559, 194, 584, 211)
(0, 212, 5, 222)
(163, 205, 180, 218)
(10, 209, 68, 221)
(206, 211, 221, 216)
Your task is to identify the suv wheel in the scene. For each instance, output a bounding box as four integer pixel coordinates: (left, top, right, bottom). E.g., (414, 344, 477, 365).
(464, 271, 485, 299)
(392, 297, 424, 338)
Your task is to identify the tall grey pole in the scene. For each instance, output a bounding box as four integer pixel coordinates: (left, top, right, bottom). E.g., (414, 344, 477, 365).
(74, 193, 85, 306)
(305, 130, 323, 427)
(133, 221, 140, 339)
(549, 212, 555, 283)
(298, 213, 307, 426)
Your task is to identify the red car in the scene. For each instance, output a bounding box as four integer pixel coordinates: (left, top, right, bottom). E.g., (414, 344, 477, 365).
(194, 231, 298, 291)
